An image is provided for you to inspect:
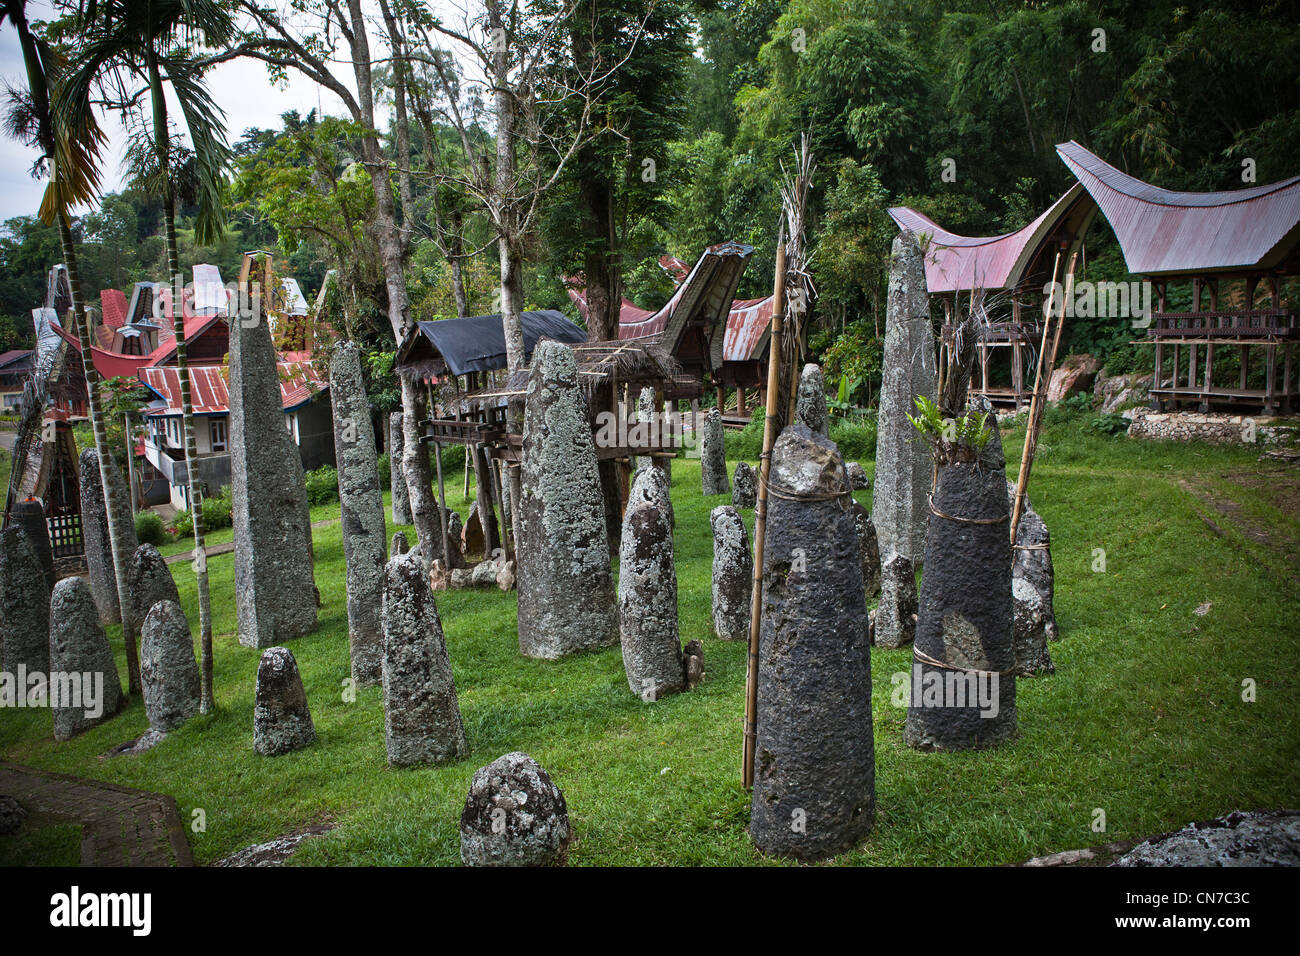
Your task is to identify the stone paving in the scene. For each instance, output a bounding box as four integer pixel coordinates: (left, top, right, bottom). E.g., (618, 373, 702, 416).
(0, 762, 193, 866)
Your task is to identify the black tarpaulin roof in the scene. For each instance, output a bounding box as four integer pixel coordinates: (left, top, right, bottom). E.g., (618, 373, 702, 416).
(395, 310, 587, 378)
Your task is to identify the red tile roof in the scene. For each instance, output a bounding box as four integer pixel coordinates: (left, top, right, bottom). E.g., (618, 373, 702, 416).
(100, 288, 127, 329)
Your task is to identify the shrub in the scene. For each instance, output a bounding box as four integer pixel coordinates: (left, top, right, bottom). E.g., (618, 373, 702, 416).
(438, 443, 466, 474)
(723, 413, 765, 460)
(830, 416, 877, 462)
(135, 510, 168, 546)
(1043, 392, 1093, 427)
(305, 465, 340, 506)
(1089, 413, 1129, 437)
(377, 452, 390, 488)
(201, 485, 233, 532)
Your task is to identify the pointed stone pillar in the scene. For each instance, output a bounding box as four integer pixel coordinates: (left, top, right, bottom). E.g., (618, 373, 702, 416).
(229, 299, 317, 647)
(79, 449, 137, 625)
(0, 526, 50, 676)
(796, 363, 829, 436)
(330, 342, 387, 686)
(516, 341, 617, 658)
(709, 505, 751, 641)
(700, 407, 729, 496)
(618, 468, 682, 701)
(49, 577, 123, 741)
(872, 229, 937, 565)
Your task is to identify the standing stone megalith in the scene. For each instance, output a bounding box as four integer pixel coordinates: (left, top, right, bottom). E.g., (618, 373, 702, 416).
(11, 499, 53, 593)
(750, 424, 874, 860)
(516, 341, 617, 659)
(700, 407, 729, 496)
(330, 342, 387, 686)
(905, 400, 1016, 750)
(0, 526, 50, 676)
(460, 752, 571, 866)
(709, 505, 751, 641)
(391, 531, 409, 556)
(140, 600, 200, 733)
(79, 449, 137, 625)
(1009, 483, 1057, 676)
(48, 577, 123, 740)
(389, 411, 411, 525)
(127, 544, 180, 634)
(381, 552, 468, 765)
(873, 229, 937, 565)
(796, 363, 829, 436)
(228, 299, 317, 648)
(850, 500, 882, 599)
(874, 553, 916, 649)
(732, 461, 757, 509)
(618, 468, 682, 701)
(253, 646, 315, 755)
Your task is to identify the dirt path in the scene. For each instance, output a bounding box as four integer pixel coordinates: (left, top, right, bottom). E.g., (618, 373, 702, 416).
(0, 761, 193, 866)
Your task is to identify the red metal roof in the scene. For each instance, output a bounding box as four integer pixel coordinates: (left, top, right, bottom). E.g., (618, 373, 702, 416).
(888, 184, 1090, 293)
(100, 288, 127, 330)
(140, 360, 325, 417)
(722, 296, 772, 362)
(1056, 140, 1300, 276)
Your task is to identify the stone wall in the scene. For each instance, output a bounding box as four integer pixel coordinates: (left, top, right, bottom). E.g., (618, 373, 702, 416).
(1125, 407, 1298, 445)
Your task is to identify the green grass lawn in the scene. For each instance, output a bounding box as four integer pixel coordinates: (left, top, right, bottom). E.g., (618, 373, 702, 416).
(2, 413, 1297, 866)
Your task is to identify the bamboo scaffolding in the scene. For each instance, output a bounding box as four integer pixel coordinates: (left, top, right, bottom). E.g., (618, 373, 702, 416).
(742, 226, 787, 791)
(1010, 252, 1076, 544)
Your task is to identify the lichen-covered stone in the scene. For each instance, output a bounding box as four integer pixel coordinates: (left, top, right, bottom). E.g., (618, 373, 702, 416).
(0, 526, 50, 676)
(850, 501, 882, 599)
(330, 342, 387, 686)
(253, 646, 315, 756)
(460, 752, 571, 866)
(389, 411, 411, 524)
(732, 461, 757, 509)
(700, 407, 729, 496)
(1012, 577, 1055, 676)
(618, 469, 682, 701)
(11, 499, 53, 593)
(872, 229, 937, 564)
(391, 531, 409, 556)
(140, 600, 200, 733)
(516, 341, 617, 659)
(381, 552, 467, 766)
(796, 363, 829, 436)
(905, 400, 1016, 751)
(229, 302, 317, 648)
(846, 461, 870, 490)
(1009, 480, 1058, 678)
(683, 639, 704, 690)
(127, 544, 180, 634)
(48, 577, 123, 741)
(751, 424, 874, 860)
(709, 505, 751, 641)
(79, 449, 136, 624)
(874, 553, 916, 648)
(631, 459, 673, 529)
(1114, 810, 1300, 867)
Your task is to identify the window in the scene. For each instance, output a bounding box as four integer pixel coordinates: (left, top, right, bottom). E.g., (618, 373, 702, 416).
(210, 418, 228, 452)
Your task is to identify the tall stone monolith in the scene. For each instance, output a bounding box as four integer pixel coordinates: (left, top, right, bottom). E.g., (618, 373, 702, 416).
(11, 499, 53, 593)
(1009, 482, 1057, 676)
(905, 399, 1016, 750)
(873, 229, 937, 564)
(381, 551, 467, 765)
(618, 468, 682, 701)
(700, 407, 729, 496)
(48, 577, 123, 741)
(796, 363, 829, 436)
(751, 424, 874, 860)
(0, 526, 50, 676)
(850, 500, 882, 599)
(516, 341, 617, 659)
(732, 461, 757, 509)
(79, 449, 136, 625)
(127, 544, 179, 635)
(709, 505, 751, 641)
(229, 298, 317, 648)
(253, 646, 315, 756)
(140, 600, 200, 733)
(874, 552, 916, 648)
(330, 342, 387, 686)
(389, 411, 411, 525)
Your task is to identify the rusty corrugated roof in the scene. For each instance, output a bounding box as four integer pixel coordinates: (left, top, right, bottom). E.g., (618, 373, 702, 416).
(1056, 141, 1300, 276)
(889, 184, 1090, 293)
(141, 361, 325, 417)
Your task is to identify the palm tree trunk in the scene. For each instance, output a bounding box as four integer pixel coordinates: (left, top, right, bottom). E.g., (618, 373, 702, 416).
(58, 211, 141, 694)
(153, 56, 215, 711)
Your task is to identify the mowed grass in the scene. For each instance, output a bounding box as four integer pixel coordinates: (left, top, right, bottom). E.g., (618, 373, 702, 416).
(2, 415, 1298, 866)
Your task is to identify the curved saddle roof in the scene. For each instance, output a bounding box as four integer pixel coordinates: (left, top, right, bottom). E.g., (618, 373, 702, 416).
(888, 183, 1091, 294)
(1056, 141, 1300, 276)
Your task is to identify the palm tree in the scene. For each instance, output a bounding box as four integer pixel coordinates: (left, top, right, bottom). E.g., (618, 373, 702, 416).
(57, 0, 234, 712)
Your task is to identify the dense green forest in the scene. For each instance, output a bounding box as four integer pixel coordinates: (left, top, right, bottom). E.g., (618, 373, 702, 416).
(1, 0, 1296, 404)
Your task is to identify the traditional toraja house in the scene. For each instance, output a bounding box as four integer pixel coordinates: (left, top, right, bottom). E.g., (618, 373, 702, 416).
(1057, 140, 1300, 414)
(888, 184, 1097, 409)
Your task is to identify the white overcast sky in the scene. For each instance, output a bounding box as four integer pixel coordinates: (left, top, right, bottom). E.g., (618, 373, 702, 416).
(0, 0, 488, 222)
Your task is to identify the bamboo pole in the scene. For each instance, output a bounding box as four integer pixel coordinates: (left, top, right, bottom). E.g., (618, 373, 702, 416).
(742, 228, 787, 791)
(1010, 252, 1075, 543)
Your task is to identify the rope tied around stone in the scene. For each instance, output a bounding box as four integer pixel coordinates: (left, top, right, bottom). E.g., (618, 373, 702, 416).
(1012, 542, 1050, 550)
(912, 646, 1018, 678)
(928, 494, 1009, 526)
(759, 469, 854, 512)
